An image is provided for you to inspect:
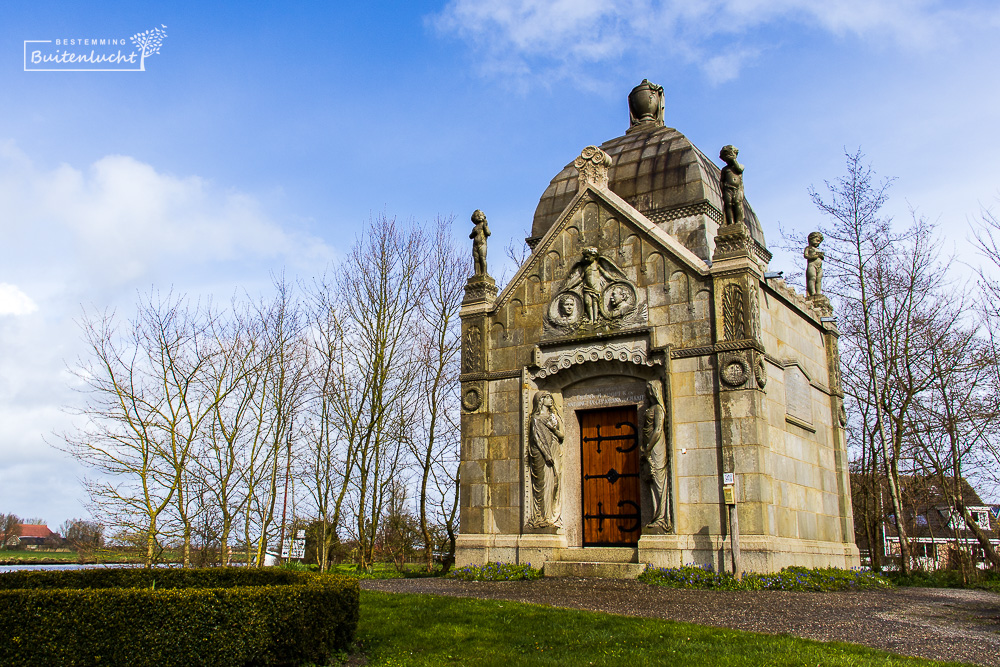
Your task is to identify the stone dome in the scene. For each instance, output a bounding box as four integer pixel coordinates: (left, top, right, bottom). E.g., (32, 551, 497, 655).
(530, 84, 767, 264)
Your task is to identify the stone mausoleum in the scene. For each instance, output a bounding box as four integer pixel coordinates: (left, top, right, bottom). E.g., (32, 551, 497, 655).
(457, 80, 859, 576)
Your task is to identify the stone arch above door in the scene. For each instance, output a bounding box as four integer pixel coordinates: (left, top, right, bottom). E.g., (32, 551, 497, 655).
(528, 341, 663, 388)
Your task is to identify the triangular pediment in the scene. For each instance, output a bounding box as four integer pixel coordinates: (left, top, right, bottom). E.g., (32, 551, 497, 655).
(494, 183, 710, 314)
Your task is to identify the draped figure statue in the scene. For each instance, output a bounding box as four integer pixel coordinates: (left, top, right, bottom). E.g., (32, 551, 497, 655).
(527, 391, 563, 528)
(641, 380, 672, 530)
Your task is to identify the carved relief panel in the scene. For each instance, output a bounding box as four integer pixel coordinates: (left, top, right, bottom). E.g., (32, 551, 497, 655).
(543, 247, 647, 338)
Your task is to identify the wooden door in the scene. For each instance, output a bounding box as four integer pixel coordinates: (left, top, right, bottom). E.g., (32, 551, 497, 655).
(579, 406, 641, 546)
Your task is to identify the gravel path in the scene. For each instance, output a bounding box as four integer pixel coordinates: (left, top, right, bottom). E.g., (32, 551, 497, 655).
(360, 578, 1000, 666)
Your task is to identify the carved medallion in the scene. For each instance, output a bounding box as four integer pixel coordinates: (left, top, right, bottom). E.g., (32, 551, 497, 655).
(462, 386, 482, 412)
(602, 281, 637, 319)
(543, 247, 646, 337)
(547, 292, 584, 329)
(720, 356, 748, 387)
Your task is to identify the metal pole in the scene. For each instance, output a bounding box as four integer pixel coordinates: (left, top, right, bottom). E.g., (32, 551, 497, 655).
(728, 477, 741, 580)
(729, 503, 742, 580)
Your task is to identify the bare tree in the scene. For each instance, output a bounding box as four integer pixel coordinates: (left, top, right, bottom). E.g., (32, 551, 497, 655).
(300, 272, 351, 572)
(323, 214, 426, 571)
(59, 518, 104, 555)
(195, 299, 266, 565)
(64, 301, 179, 567)
(247, 276, 309, 567)
(410, 216, 465, 571)
(908, 317, 1000, 570)
(809, 150, 916, 573)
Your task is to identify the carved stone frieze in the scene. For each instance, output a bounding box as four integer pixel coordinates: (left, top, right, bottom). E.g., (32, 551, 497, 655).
(641, 200, 723, 225)
(574, 146, 613, 189)
(543, 247, 647, 337)
(529, 342, 661, 381)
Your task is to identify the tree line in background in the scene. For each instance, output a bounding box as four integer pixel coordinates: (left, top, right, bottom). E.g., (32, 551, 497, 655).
(810, 150, 1000, 576)
(0, 513, 104, 553)
(60, 214, 464, 570)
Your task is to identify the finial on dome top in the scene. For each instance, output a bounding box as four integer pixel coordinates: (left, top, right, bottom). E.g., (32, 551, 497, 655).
(628, 79, 665, 130)
(574, 146, 613, 189)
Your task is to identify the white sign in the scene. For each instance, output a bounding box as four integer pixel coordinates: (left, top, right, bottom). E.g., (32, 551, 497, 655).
(282, 538, 306, 559)
(723, 473, 735, 485)
(289, 538, 306, 559)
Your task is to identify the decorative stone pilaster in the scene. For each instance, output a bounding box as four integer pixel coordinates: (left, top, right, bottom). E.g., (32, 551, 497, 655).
(460, 275, 494, 415)
(711, 221, 772, 563)
(459, 274, 497, 536)
(822, 316, 854, 545)
(712, 223, 765, 394)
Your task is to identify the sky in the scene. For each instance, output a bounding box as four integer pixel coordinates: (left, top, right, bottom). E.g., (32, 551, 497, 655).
(1, 0, 999, 528)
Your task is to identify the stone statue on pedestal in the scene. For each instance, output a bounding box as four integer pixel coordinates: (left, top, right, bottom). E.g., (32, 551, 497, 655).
(470, 209, 491, 278)
(720, 145, 745, 228)
(527, 391, 563, 528)
(642, 380, 672, 531)
(804, 231, 824, 296)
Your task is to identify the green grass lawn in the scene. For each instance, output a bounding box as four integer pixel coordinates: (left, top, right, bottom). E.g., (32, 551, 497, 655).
(0, 550, 80, 562)
(354, 591, 972, 666)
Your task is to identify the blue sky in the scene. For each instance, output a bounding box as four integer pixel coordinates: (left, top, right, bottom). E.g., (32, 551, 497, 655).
(1, 1, 999, 527)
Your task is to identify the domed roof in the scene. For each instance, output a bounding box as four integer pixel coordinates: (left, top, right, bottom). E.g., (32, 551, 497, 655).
(530, 83, 767, 263)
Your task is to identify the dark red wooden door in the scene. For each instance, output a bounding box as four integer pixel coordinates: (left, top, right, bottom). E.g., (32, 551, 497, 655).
(579, 407, 641, 546)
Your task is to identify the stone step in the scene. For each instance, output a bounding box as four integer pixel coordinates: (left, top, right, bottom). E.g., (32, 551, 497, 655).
(543, 561, 646, 579)
(554, 547, 638, 563)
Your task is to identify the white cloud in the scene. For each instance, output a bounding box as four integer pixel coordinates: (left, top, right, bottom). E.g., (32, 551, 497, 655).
(0, 150, 318, 287)
(431, 0, 996, 85)
(0, 283, 37, 316)
(0, 143, 334, 526)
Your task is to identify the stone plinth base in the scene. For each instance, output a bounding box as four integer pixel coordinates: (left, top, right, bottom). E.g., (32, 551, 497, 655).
(457, 533, 859, 575)
(463, 275, 498, 305)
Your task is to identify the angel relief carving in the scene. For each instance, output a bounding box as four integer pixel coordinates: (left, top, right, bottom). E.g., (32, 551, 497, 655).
(543, 247, 646, 336)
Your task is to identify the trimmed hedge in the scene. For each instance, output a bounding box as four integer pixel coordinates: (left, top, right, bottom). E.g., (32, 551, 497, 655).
(0, 567, 359, 666)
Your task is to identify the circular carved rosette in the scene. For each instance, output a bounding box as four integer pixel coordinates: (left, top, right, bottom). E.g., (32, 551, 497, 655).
(755, 355, 767, 388)
(461, 386, 483, 412)
(720, 355, 748, 388)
